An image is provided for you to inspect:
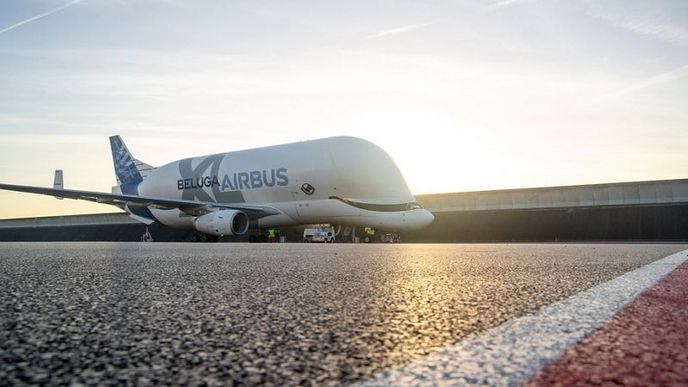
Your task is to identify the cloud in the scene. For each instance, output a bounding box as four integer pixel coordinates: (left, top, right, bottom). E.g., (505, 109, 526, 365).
(365, 22, 435, 40)
(599, 64, 688, 100)
(0, 0, 83, 35)
(591, 10, 688, 46)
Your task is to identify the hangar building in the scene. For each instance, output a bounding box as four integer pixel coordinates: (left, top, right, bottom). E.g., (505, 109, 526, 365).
(410, 178, 688, 242)
(1, 179, 686, 242)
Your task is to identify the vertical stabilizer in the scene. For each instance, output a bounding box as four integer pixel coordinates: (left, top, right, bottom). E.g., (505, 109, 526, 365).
(109, 135, 154, 194)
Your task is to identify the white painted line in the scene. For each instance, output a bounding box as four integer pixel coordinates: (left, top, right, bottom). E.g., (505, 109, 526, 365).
(359, 248, 688, 387)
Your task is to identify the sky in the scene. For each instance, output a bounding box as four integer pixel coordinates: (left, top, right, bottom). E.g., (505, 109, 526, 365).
(0, 0, 686, 218)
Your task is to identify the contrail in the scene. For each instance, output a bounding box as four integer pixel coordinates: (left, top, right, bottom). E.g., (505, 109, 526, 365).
(485, 0, 531, 12)
(598, 64, 688, 100)
(365, 22, 435, 40)
(0, 0, 83, 35)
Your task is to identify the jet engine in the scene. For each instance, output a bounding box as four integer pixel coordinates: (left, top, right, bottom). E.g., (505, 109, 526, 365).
(193, 210, 250, 236)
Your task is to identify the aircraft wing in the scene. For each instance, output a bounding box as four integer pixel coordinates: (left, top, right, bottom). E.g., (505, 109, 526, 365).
(0, 183, 280, 219)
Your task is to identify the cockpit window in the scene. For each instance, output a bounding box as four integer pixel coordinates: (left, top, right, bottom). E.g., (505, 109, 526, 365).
(407, 203, 422, 210)
(330, 196, 422, 212)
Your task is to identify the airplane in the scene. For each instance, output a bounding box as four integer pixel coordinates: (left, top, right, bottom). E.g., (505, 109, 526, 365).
(0, 136, 434, 241)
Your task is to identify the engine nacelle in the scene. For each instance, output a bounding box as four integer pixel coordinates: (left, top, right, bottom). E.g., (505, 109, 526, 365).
(193, 210, 250, 236)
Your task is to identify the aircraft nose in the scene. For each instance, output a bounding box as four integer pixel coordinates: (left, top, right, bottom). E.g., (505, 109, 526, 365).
(420, 209, 435, 227)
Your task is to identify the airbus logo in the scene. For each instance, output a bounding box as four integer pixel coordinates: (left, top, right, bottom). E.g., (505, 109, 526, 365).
(301, 183, 315, 195)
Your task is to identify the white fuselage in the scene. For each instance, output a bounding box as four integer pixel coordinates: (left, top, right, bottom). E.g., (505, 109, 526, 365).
(137, 137, 434, 231)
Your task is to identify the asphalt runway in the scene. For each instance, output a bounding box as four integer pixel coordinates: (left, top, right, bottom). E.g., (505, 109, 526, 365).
(0, 243, 685, 385)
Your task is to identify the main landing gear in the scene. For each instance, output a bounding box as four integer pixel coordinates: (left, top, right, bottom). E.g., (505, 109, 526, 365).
(191, 232, 219, 243)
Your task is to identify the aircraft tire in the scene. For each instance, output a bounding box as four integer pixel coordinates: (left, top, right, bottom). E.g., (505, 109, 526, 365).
(192, 232, 212, 243)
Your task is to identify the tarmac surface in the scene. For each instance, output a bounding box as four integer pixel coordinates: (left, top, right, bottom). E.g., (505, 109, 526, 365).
(526, 259, 688, 387)
(0, 242, 685, 385)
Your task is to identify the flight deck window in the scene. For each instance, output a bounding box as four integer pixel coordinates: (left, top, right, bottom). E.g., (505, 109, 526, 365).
(329, 196, 422, 212)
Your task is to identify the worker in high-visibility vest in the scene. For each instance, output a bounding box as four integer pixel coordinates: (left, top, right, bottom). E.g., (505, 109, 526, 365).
(365, 227, 376, 243)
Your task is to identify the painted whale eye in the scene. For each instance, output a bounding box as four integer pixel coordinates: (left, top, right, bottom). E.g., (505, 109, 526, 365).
(301, 183, 315, 195)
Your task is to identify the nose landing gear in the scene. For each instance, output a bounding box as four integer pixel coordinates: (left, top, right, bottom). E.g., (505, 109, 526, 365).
(191, 232, 219, 243)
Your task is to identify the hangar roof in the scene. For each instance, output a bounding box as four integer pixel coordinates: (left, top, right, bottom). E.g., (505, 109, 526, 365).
(416, 179, 688, 213)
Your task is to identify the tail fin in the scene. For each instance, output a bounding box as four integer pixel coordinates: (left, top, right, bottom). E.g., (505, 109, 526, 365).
(109, 135, 155, 193)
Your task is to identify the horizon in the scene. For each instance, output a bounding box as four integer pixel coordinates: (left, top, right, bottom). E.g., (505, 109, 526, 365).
(1, 0, 686, 218)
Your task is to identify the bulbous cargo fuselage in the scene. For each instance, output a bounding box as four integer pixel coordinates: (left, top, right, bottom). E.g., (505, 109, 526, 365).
(138, 136, 434, 231)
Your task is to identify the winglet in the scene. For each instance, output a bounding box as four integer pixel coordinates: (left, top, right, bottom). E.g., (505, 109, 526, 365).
(53, 169, 64, 200)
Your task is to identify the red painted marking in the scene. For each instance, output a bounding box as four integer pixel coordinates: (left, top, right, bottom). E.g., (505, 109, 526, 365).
(526, 260, 688, 387)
